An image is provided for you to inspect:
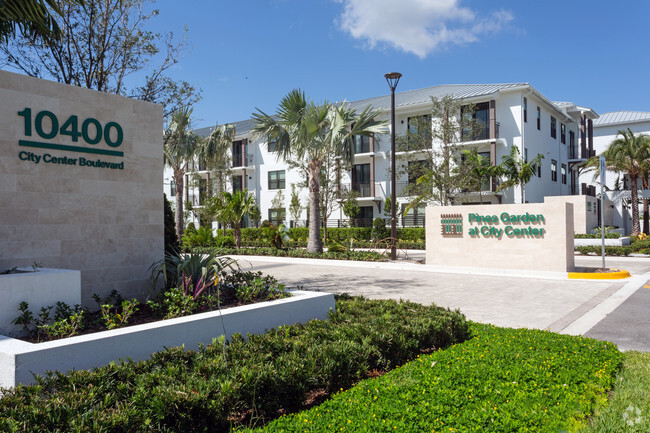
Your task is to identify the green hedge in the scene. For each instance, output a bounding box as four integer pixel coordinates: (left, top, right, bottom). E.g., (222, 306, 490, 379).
(247, 324, 622, 432)
(202, 247, 388, 262)
(0, 298, 469, 432)
(574, 233, 620, 239)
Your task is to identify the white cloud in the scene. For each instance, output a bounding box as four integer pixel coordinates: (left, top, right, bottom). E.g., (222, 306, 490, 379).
(335, 0, 513, 59)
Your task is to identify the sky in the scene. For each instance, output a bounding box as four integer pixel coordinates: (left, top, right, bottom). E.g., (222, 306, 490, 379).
(146, 0, 650, 129)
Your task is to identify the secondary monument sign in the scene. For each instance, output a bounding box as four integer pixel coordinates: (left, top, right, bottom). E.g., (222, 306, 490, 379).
(428, 200, 575, 272)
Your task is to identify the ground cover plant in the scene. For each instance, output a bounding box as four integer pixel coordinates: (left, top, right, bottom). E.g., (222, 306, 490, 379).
(244, 324, 622, 432)
(575, 236, 650, 256)
(11, 251, 289, 343)
(580, 351, 650, 432)
(0, 297, 469, 432)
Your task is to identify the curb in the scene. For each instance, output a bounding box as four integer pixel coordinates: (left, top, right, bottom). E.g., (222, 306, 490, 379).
(567, 269, 631, 280)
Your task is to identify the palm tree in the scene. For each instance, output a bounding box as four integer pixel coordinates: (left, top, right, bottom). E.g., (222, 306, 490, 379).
(252, 89, 388, 253)
(461, 149, 504, 204)
(202, 122, 236, 196)
(220, 190, 255, 248)
(496, 146, 543, 203)
(164, 106, 201, 239)
(589, 129, 650, 236)
(0, 0, 68, 43)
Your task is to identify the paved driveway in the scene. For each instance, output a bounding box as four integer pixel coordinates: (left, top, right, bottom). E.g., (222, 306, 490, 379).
(239, 254, 650, 351)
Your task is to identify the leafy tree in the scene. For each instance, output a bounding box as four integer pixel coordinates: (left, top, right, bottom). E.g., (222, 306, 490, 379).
(164, 106, 201, 239)
(1, 0, 199, 116)
(461, 149, 503, 204)
(587, 129, 650, 236)
(289, 184, 302, 227)
(342, 190, 360, 226)
(220, 190, 255, 248)
(397, 96, 482, 206)
(496, 146, 543, 203)
(248, 201, 261, 228)
(163, 194, 179, 254)
(252, 89, 387, 252)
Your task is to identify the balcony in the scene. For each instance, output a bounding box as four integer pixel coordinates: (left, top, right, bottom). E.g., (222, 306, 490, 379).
(339, 182, 384, 199)
(232, 153, 254, 169)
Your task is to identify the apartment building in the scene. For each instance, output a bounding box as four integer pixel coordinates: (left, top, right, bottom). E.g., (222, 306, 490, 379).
(587, 111, 650, 233)
(163, 83, 598, 228)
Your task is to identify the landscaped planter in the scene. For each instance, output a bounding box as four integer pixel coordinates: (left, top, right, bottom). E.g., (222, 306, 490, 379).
(0, 268, 81, 337)
(574, 237, 630, 247)
(0, 290, 334, 389)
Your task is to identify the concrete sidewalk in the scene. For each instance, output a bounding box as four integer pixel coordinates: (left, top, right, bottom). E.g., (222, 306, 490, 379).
(238, 254, 650, 351)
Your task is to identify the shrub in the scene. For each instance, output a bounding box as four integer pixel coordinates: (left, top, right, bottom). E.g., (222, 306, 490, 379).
(0, 298, 470, 432)
(371, 217, 389, 240)
(575, 246, 632, 256)
(181, 225, 215, 249)
(253, 325, 622, 433)
(574, 233, 620, 239)
(213, 236, 235, 248)
(397, 227, 426, 242)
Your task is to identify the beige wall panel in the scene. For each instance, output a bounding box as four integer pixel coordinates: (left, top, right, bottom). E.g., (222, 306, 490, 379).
(426, 201, 574, 272)
(0, 70, 163, 304)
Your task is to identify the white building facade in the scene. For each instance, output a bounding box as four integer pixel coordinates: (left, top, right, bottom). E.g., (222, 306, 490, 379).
(588, 111, 650, 233)
(164, 83, 599, 229)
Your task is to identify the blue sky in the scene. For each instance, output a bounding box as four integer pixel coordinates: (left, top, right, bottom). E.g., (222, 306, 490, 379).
(149, 0, 650, 129)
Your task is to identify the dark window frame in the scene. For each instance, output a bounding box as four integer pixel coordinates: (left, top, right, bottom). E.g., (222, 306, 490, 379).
(268, 208, 286, 226)
(523, 97, 527, 123)
(267, 136, 278, 152)
(537, 154, 542, 178)
(407, 114, 432, 148)
(561, 163, 567, 185)
(268, 170, 286, 190)
(551, 159, 557, 182)
(560, 123, 566, 144)
(536, 106, 541, 130)
(550, 116, 557, 139)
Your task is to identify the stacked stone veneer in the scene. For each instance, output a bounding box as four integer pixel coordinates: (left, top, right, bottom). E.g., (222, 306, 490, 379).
(0, 70, 163, 304)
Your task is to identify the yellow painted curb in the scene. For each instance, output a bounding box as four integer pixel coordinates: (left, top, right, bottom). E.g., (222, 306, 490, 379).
(568, 269, 631, 280)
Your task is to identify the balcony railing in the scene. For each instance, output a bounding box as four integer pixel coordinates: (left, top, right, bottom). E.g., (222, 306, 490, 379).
(339, 182, 383, 198)
(232, 153, 254, 168)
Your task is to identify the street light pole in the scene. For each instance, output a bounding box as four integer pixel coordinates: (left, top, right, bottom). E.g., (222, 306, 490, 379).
(385, 72, 401, 261)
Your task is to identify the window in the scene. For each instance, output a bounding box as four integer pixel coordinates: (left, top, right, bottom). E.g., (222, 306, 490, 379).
(560, 123, 566, 144)
(537, 154, 542, 178)
(357, 206, 374, 227)
(353, 134, 371, 154)
(536, 106, 541, 130)
(550, 116, 557, 139)
(352, 163, 371, 197)
(561, 164, 567, 184)
(462, 102, 490, 140)
(232, 140, 245, 167)
(170, 179, 176, 196)
(569, 130, 576, 158)
(523, 97, 528, 123)
(524, 148, 528, 163)
(551, 160, 557, 182)
(407, 115, 432, 148)
(232, 175, 243, 192)
(408, 160, 430, 185)
(401, 203, 426, 227)
(267, 136, 277, 152)
(268, 208, 286, 226)
(268, 170, 285, 190)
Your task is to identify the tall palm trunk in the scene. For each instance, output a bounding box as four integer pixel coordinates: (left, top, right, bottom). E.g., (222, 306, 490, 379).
(643, 198, 650, 235)
(630, 175, 640, 236)
(307, 162, 323, 253)
(234, 223, 241, 249)
(174, 171, 185, 240)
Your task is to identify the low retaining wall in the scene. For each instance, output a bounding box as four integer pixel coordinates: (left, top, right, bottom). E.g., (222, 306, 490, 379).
(0, 290, 334, 389)
(574, 237, 631, 247)
(0, 268, 81, 337)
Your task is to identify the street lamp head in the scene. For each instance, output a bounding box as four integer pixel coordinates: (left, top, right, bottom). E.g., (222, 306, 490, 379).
(384, 72, 402, 91)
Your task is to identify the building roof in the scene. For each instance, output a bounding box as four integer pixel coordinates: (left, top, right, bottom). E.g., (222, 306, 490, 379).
(196, 82, 581, 136)
(594, 111, 650, 127)
(346, 82, 528, 112)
